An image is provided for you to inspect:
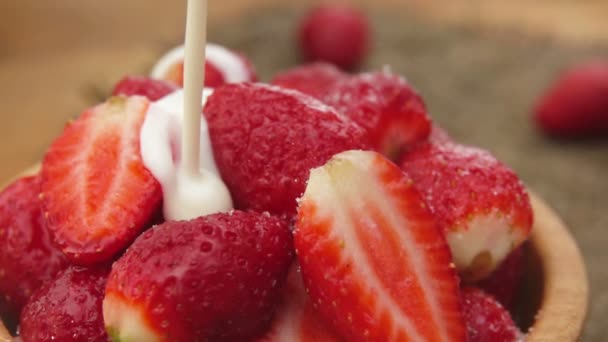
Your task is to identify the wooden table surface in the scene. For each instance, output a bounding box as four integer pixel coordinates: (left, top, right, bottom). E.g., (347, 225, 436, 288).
(1, 0, 607, 183)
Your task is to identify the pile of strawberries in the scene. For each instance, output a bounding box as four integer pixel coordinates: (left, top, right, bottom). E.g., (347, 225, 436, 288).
(0, 52, 533, 341)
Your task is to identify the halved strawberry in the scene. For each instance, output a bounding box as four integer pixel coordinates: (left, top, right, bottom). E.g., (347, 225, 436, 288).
(294, 150, 467, 342)
(41, 96, 162, 264)
(257, 265, 343, 342)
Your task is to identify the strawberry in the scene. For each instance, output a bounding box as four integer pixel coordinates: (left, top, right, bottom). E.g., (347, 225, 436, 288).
(103, 211, 294, 342)
(534, 61, 608, 138)
(461, 287, 522, 342)
(203, 83, 367, 220)
(298, 5, 370, 70)
(0, 175, 68, 322)
(41, 96, 162, 264)
(112, 75, 178, 101)
(400, 142, 533, 282)
(429, 124, 453, 145)
(294, 150, 467, 342)
(19, 265, 110, 342)
(477, 245, 525, 311)
(154, 59, 227, 88)
(256, 265, 343, 342)
(151, 43, 258, 87)
(324, 70, 431, 161)
(271, 62, 347, 100)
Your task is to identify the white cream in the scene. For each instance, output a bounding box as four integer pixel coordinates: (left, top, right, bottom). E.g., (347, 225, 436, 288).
(150, 43, 251, 84)
(140, 89, 233, 221)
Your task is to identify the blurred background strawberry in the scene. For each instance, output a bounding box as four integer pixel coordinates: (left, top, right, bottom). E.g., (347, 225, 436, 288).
(0, 1, 607, 341)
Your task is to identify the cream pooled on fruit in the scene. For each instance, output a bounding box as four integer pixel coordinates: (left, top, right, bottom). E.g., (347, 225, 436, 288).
(140, 89, 233, 221)
(150, 43, 251, 83)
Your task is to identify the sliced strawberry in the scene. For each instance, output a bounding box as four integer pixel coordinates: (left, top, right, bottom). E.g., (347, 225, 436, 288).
(41, 96, 162, 264)
(324, 71, 431, 161)
(257, 265, 343, 342)
(400, 142, 533, 282)
(294, 150, 467, 342)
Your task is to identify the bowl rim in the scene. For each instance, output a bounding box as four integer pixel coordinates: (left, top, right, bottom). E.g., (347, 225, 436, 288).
(0, 167, 589, 341)
(526, 192, 589, 341)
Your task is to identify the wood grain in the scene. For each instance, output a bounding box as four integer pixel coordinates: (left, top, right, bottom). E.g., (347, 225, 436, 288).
(527, 193, 588, 342)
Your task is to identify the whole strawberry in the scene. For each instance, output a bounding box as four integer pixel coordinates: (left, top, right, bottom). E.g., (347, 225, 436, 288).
(324, 70, 431, 161)
(103, 211, 294, 342)
(462, 287, 522, 342)
(400, 142, 533, 282)
(295, 150, 467, 341)
(298, 5, 370, 70)
(112, 75, 178, 101)
(0, 175, 68, 322)
(41, 96, 162, 264)
(535, 61, 608, 138)
(19, 266, 110, 342)
(271, 62, 347, 100)
(204, 83, 367, 219)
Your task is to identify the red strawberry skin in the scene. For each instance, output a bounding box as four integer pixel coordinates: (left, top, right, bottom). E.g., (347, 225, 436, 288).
(477, 246, 525, 311)
(271, 62, 347, 100)
(429, 125, 452, 145)
(41, 96, 162, 265)
(162, 61, 228, 88)
(257, 265, 343, 342)
(462, 287, 522, 342)
(400, 142, 533, 281)
(112, 75, 178, 101)
(0, 175, 68, 321)
(298, 5, 370, 70)
(104, 211, 294, 342)
(535, 61, 608, 138)
(324, 71, 431, 161)
(19, 266, 110, 342)
(295, 150, 467, 342)
(204, 83, 367, 219)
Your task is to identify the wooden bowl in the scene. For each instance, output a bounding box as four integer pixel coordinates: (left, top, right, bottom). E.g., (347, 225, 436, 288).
(0, 168, 588, 341)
